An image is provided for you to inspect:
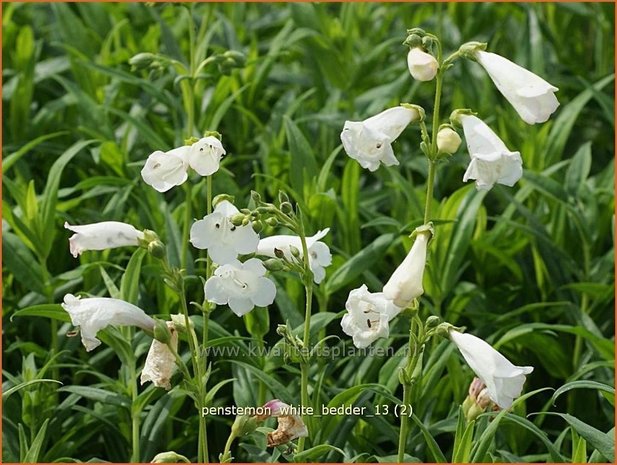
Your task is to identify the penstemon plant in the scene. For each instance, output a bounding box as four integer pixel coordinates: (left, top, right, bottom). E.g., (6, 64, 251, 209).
(28, 20, 565, 465)
(339, 28, 558, 463)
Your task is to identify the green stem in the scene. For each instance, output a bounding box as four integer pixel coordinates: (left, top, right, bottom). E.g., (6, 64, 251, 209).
(296, 222, 313, 454)
(423, 161, 436, 225)
(130, 356, 141, 462)
(182, 183, 192, 270)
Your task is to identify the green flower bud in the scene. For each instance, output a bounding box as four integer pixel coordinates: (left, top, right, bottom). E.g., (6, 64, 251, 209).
(425, 315, 441, 328)
(129, 52, 157, 70)
(252, 221, 263, 233)
(153, 319, 172, 344)
(265, 217, 279, 227)
(278, 191, 290, 205)
(250, 191, 262, 203)
(241, 217, 250, 226)
(212, 194, 234, 207)
(230, 213, 246, 227)
(151, 451, 190, 463)
(289, 245, 301, 258)
(230, 414, 260, 437)
(273, 247, 285, 259)
(263, 258, 284, 272)
(280, 202, 293, 215)
(223, 50, 246, 67)
(148, 240, 166, 260)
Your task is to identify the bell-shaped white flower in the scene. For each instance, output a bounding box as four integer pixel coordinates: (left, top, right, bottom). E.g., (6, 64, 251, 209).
(61, 294, 155, 351)
(141, 321, 178, 390)
(141, 146, 189, 193)
(256, 229, 332, 284)
(187, 136, 226, 176)
(459, 114, 523, 191)
(341, 285, 402, 348)
(450, 330, 534, 409)
(341, 106, 420, 172)
(436, 127, 462, 155)
(190, 200, 259, 265)
(64, 221, 145, 258)
(259, 399, 308, 446)
(204, 258, 276, 316)
(407, 47, 439, 81)
(475, 51, 559, 124)
(383, 227, 431, 308)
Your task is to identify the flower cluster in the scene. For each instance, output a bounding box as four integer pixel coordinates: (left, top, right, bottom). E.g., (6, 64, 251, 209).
(341, 225, 432, 348)
(141, 136, 226, 192)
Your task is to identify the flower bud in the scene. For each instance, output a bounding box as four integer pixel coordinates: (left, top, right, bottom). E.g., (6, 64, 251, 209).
(129, 52, 158, 70)
(252, 221, 263, 233)
(265, 217, 279, 227)
(230, 213, 246, 227)
(170, 313, 194, 333)
(148, 240, 166, 259)
(280, 202, 293, 215)
(263, 258, 284, 272)
(241, 217, 250, 226)
(231, 414, 260, 437)
(273, 247, 285, 259)
(289, 245, 301, 259)
(212, 194, 234, 207)
(223, 50, 246, 67)
(250, 191, 262, 204)
(436, 126, 462, 155)
(153, 319, 172, 344)
(425, 315, 440, 328)
(151, 451, 190, 463)
(407, 48, 438, 81)
(278, 191, 290, 205)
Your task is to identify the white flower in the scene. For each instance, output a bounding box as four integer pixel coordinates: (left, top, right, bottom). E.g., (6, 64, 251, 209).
(259, 399, 308, 446)
(141, 321, 177, 390)
(187, 136, 226, 176)
(141, 146, 189, 192)
(204, 258, 276, 316)
(459, 114, 523, 191)
(450, 330, 534, 409)
(383, 228, 431, 308)
(407, 48, 439, 81)
(190, 200, 259, 265)
(341, 106, 419, 172)
(64, 221, 144, 258)
(61, 294, 155, 351)
(436, 127, 462, 154)
(475, 50, 559, 124)
(256, 229, 332, 284)
(341, 285, 402, 348)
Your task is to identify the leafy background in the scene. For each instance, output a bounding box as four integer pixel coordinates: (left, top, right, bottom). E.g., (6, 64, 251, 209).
(2, 2, 615, 463)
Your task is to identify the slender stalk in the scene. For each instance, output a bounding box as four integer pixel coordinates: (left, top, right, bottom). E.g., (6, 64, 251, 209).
(182, 183, 192, 270)
(296, 221, 313, 454)
(397, 41, 444, 461)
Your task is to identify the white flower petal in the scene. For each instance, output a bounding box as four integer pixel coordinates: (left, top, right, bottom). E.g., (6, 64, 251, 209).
(64, 221, 144, 258)
(341, 106, 418, 171)
(383, 230, 430, 308)
(62, 294, 155, 351)
(450, 330, 534, 409)
(187, 136, 226, 176)
(228, 296, 254, 316)
(141, 148, 189, 192)
(340, 285, 402, 348)
(475, 51, 559, 124)
(460, 115, 523, 191)
(407, 48, 439, 81)
(252, 277, 277, 307)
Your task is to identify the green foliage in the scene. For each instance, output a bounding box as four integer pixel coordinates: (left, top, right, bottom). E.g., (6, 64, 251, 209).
(3, 2, 614, 463)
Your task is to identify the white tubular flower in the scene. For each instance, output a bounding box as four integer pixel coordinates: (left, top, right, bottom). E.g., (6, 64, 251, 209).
(141, 146, 189, 192)
(460, 114, 523, 191)
(450, 330, 534, 409)
(436, 127, 462, 155)
(141, 321, 177, 390)
(190, 200, 259, 265)
(204, 258, 276, 316)
(475, 50, 559, 124)
(64, 221, 145, 258)
(341, 285, 402, 349)
(407, 47, 439, 81)
(256, 229, 332, 284)
(259, 399, 308, 447)
(341, 106, 420, 172)
(383, 227, 431, 308)
(61, 294, 155, 352)
(187, 136, 226, 176)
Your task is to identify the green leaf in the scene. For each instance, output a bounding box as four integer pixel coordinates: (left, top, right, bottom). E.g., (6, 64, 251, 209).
(541, 413, 614, 461)
(226, 360, 296, 404)
(2, 379, 63, 400)
(3, 131, 69, 173)
(565, 142, 592, 196)
(120, 248, 146, 304)
(552, 380, 615, 403)
(283, 116, 318, 197)
(325, 233, 397, 294)
(11, 304, 70, 323)
(23, 418, 50, 463)
(39, 139, 98, 258)
(58, 386, 131, 408)
(410, 414, 447, 463)
(2, 231, 46, 295)
(294, 444, 346, 462)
